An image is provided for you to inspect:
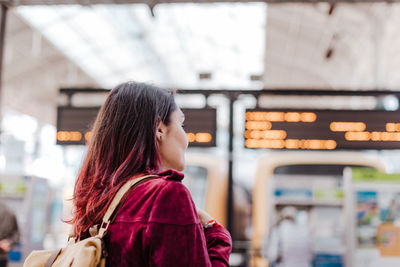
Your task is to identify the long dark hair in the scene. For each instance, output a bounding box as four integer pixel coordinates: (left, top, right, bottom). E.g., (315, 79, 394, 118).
(71, 81, 176, 236)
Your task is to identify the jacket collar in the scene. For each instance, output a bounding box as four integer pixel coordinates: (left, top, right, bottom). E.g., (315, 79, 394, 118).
(157, 169, 184, 181)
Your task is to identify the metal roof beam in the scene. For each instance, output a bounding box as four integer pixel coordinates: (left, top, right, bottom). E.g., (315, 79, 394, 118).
(60, 88, 400, 98)
(5, 0, 400, 6)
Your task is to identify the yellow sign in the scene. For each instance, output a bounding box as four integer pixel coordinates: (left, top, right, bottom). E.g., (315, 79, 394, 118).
(186, 132, 213, 143)
(245, 109, 400, 150)
(377, 223, 400, 257)
(330, 122, 366, 132)
(57, 131, 82, 142)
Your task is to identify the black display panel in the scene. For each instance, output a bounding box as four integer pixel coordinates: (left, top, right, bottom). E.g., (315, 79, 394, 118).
(57, 107, 217, 147)
(182, 108, 217, 147)
(245, 109, 400, 150)
(57, 106, 100, 145)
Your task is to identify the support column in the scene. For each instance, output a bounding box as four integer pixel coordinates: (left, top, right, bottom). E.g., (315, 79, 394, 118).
(227, 95, 234, 235)
(0, 4, 7, 135)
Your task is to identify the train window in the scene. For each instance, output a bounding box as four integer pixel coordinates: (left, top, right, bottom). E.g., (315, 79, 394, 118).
(182, 166, 208, 209)
(274, 164, 375, 176)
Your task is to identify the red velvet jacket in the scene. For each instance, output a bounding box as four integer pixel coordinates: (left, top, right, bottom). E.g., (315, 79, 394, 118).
(105, 169, 232, 266)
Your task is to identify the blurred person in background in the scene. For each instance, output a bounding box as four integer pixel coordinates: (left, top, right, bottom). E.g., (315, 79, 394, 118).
(70, 82, 232, 266)
(0, 201, 19, 267)
(266, 206, 313, 267)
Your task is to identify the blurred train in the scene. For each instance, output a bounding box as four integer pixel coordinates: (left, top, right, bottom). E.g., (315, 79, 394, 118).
(250, 151, 386, 267)
(183, 151, 389, 267)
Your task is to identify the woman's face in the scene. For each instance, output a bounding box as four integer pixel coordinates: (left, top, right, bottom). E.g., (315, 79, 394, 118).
(158, 107, 188, 171)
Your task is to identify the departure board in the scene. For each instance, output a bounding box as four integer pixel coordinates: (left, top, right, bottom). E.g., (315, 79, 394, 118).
(57, 106, 100, 145)
(182, 108, 217, 147)
(57, 106, 216, 147)
(245, 109, 400, 150)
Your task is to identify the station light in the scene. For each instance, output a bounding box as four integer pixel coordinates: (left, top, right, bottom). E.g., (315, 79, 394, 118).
(187, 133, 196, 142)
(285, 112, 301, 122)
(57, 131, 82, 142)
(244, 130, 287, 140)
(245, 121, 272, 130)
(300, 139, 337, 150)
(330, 122, 366, 132)
(370, 132, 400, 141)
(84, 131, 92, 142)
(345, 132, 371, 141)
(325, 140, 337, 150)
(300, 112, 317, 122)
(245, 111, 285, 121)
(386, 123, 400, 132)
(195, 133, 212, 143)
(245, 139, 285, 149)
(246, 111, 317, 123)
(186, 132, 213, 143)
(285, 139, 300, 149)
(266, 112, 285, 122)
(245, 112, 268, 121)
(245, 138, 336, 150)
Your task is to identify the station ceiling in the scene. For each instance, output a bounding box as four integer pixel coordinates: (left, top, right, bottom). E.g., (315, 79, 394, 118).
(263, 4, 400, 90)
(15, 3, 265, 89)
(3, 2, 400, 125)
(3, 0, 400, 5)
(4, 11, 98, 124)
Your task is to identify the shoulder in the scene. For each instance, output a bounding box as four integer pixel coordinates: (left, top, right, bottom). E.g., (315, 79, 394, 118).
(148, 170, 199, 225)
(116, 170, 199, 225)
(137, 169, 187, 195)
(153, 169, 191, 201)
(125, 169, 186, 198)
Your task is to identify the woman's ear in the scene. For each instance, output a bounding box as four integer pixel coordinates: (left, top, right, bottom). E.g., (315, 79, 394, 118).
(156, 120, 167, 142)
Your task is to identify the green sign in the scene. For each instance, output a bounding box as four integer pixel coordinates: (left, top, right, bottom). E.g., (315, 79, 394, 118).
(0, 180, 27, 196)
(352, 168, 400, 182)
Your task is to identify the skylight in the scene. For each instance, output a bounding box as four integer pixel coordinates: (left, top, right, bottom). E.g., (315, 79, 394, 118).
(17, 3, 266, 89)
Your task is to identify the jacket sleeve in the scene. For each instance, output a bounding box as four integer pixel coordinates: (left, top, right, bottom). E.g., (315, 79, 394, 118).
(145, 181, 232, 267)
(204, 226, 232, 266)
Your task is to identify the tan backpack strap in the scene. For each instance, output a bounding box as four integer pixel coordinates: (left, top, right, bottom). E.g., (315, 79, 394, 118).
(98, 175, 157, 238)
(45, 248, 62, 267)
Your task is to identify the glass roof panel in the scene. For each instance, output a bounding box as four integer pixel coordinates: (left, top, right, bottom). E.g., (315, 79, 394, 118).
(17, 3, 266, 89)
(41, 21, 83, 51)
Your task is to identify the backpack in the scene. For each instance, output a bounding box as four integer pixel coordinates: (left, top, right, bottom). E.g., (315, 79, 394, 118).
(23, 175, 157, 267)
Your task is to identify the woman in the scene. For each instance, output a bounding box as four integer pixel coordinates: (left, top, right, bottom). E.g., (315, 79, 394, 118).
(71, 81, 232, 266)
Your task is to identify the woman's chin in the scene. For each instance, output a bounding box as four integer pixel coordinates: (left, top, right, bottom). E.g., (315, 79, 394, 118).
(175, 164, 185, 172)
